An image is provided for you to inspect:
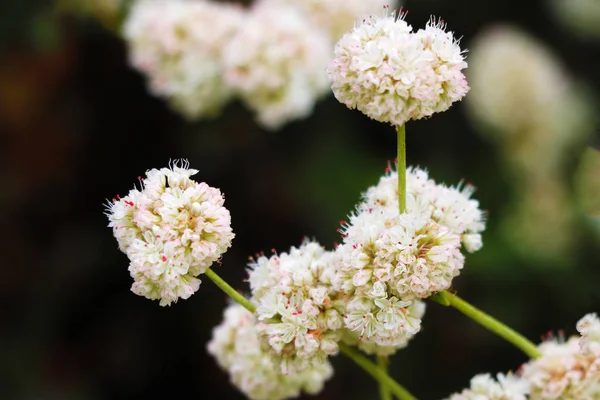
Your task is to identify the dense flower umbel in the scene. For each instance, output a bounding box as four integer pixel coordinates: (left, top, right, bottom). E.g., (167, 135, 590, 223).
(223, 0, 331, 130)
(124, 0, 244, 119)
(207, 303, 333, 400)
(326, 9, 469, 126)
(447, 373, 529, 400)
(247, 241, 344, 374)
(106, 161, 234, 306)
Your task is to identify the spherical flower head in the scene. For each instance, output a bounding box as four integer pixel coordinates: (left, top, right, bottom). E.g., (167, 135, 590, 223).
(447, 373, 529, 400)
(105, 160, 234, 306)
(262, 0, 393, 41)
(578, 313, 600, 356)
(207, 303, 333, 400)
(223, 0, 332, 130)
(247, 241, 344, 374)
(521, 336, 600, 399)
(123, 0, 245, 119)
(326, 10, 469, 126)
(465, 25, 573, 139)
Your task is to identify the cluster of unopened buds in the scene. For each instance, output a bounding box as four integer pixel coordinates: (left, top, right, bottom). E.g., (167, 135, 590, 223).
(106, 5, 600, 400)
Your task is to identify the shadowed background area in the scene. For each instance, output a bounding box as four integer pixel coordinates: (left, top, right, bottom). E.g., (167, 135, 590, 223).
(1, 0, 600, 399)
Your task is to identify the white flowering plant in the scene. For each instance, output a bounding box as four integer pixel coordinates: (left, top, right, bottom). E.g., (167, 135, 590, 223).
(103, 3, 600, 400)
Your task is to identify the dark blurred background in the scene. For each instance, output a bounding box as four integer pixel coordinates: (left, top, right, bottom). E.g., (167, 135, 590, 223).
(1, 0, 599, 399)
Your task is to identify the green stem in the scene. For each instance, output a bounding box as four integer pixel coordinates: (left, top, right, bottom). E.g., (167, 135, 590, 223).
(205, 268, 256, 313)
(340, 344, 417, 400)
(378, 355, 393, 400)
(397, 124, 406, 214)
(433, 291, 541, 359)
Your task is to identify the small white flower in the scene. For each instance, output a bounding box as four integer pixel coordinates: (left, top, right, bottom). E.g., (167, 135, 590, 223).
(207, 303, 333, 400)
(342, 297, 426, 355)
(223, 0, 331, 130)
(105, 160, 234, 306)
(326, 10, 469, 126)
(123, 0, 245, 119)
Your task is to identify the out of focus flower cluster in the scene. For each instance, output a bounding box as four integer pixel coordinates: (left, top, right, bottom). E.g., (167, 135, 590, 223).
(448, 313, 600, 399)
(465, 25, 596, 266)
(123, 0, 392, 130)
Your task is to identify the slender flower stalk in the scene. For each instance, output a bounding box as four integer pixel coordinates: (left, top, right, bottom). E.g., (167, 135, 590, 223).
(340, 344, 418, 400)
(432, 290, 542, 359)
(378, 355, 393, 400)
(205, 268, 256, 312)
(397, 124, 407, 214)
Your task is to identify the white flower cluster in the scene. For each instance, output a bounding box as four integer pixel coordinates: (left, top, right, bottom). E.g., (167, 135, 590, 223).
(465, 25, 572, 142)
(207, 303, 333, 400)
(106, 161, 234, 306)
(223, 1, 331, 130)
(326, 9, 470, 126)
(447, 373, 529, 400)
(123, 0, 397, 130)
(465, 25, 594, 266)
(124, 0, 244, 120)
(248, 241, 344, 374)
(333, 165, 484, 355)
(450, 314, 600, 400)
